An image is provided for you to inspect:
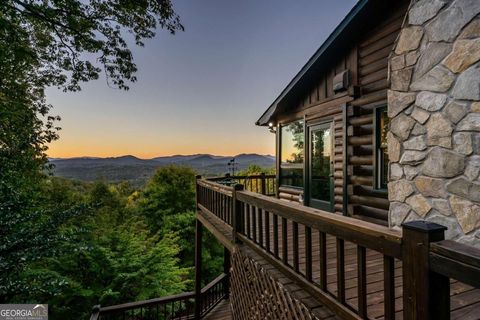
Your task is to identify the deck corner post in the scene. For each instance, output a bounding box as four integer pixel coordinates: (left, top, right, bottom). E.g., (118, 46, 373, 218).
(89, 305, 100, 320)
(232, 183, 244, 243)
(194, 219, 203, 319)
(401, 220, 448, 320)
(260, 173, 266, 195)
(195, 175, 202, 210)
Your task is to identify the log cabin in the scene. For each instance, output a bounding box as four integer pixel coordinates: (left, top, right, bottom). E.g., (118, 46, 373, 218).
(91, 0, 480, 319)
(255, 0, 407, 225)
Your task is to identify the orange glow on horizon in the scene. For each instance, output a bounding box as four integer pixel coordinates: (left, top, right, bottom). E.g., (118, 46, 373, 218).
(47, 133, 276, 159)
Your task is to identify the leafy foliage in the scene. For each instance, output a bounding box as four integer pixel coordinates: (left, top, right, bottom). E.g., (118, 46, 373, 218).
(136, 166, 224, 284)
(1, 0, 183, 92)
(2, 167, 224, 319)
(0, 0, 187, 314)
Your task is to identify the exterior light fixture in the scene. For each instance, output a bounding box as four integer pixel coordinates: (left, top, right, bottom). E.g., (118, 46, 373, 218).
(268, 122, 276, 134)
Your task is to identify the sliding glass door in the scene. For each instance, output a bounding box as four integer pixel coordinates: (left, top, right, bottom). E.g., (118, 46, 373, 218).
(308, 122, 334, 211)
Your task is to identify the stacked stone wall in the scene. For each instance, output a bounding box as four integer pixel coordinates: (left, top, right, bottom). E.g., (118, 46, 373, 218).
(388, 0, 480, 245)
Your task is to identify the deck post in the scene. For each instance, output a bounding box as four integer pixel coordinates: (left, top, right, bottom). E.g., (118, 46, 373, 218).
(260, 173, 266, 195)
(232, 184, 244, 243)
(401, 221, 448, 320)
(224, 247, 231, 298)
(194, 218, 203, 319)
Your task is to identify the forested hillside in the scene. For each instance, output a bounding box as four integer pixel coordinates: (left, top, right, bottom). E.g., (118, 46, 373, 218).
(50, 154, 275, 186)
(1, 163, 272, 319)
(1, 166, 224, 319)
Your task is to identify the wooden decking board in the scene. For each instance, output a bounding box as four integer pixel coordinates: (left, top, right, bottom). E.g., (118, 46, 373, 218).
(203, 299, 232, 320)
(198, 209, 480, 319)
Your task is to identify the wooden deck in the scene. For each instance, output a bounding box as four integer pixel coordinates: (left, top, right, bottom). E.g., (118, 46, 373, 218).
(198, 208, 480, 320)
(203, 299, 232, 320)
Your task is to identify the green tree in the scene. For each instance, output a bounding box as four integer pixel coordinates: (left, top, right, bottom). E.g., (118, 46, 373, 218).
(13, 179, 190, 319)
(138, 166, 196, 232)
(137, 166, 224, 284)
(0, 0, 184, 303)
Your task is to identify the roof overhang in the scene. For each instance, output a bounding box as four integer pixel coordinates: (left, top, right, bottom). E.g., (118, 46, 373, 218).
(256, 0, 388, 126)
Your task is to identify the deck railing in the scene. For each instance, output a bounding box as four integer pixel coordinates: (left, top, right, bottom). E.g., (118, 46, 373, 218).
(196, 178, 480, 320)
(90, 273, 228, 320)
(208, 174, 276, 196)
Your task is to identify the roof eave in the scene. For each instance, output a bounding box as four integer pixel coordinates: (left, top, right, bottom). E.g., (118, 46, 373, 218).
(255, 0, 370, 127)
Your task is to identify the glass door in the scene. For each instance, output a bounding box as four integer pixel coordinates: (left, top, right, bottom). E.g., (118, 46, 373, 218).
(308, 122, 334, 211)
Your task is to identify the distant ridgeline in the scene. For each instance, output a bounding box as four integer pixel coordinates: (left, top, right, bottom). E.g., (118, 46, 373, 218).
(49, 154, 275, 186)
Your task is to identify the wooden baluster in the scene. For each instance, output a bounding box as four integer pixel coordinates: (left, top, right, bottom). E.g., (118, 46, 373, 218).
(384, 255, 395, 320)
(222, 194, 226, 222)
(337, 238, 345, 304)
(282, 217, 288, 265)
(305, 226, 312, 281)
(357, 245, 367, 318)
(246, 204, 251, 239)
(261, 173, 266, 195)
(226, 194, 229, 224)
(232, 184, 244, 243)
(242, 203, 247, 235)
(319, 231, 327, 291)
(194, 219, 203, 319)
(258, 208, 263, 247)
(213, 190, 217, 217)
(273, 214, 279, 257)
(252, 206, 257, 242)
(208, 188, 212, 212)
(226, 196, 230, 224)
(265, 210, 270, 253)
(293, 221, 299, 272)
(219, 193, 223, 221)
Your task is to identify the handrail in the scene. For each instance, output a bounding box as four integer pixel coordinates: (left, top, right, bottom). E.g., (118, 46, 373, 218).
(207, 174, 275, 180)
(99, 292, 195, 314)
(197, 179, 233, 196)
(237, 190, 402, 258)
(91, 273, 228, 320)
(206, 174, 276, 196)
(196, 180, 480, 320)
(430, 240, 480, 288)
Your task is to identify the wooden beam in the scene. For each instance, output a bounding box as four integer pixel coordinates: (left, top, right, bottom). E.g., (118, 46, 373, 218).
(197, 208, 234, 252)
(194, 218, 203, 319)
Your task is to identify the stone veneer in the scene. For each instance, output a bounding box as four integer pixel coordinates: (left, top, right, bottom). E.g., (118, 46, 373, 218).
(388, 0, 480, 246)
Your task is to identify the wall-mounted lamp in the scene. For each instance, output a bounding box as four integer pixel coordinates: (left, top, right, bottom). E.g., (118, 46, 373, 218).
(268, 122, 276, 134)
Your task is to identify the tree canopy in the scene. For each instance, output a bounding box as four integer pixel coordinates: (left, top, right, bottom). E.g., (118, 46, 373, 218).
(0, 0, 187, 311)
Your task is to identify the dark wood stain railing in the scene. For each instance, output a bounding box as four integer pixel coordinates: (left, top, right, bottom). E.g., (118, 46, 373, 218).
(90, 273, 228, 320)
(196, 178, 480, 320)
(235, 190, 401, 320)
(208, 174, 276, 196)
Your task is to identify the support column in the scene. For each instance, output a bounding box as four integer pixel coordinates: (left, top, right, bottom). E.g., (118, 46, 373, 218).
(223, 247, 231, 298)
(194, 219, 203, 319)
(232, 184, 244, 243)
(402, 220, 449, 320)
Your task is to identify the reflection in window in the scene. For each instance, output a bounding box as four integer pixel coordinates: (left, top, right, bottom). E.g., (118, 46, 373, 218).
(376, 107, 389, 189)
(311, 125, 332, 202)
(280, 120, 304, 188)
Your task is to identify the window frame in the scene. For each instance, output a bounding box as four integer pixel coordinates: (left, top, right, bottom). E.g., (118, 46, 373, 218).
(374, 106, 389, 191)
(279, 119, 305, 189)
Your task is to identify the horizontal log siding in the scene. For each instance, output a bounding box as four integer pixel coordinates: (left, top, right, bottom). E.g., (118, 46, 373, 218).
(276, 0, 408, 224)
(346, 2, 408, 224)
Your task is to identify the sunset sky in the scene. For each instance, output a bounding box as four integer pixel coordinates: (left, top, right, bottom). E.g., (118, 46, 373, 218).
(46, 0, 357, 159)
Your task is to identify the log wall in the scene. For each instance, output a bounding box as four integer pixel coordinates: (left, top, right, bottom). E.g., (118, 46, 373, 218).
(276, 0, 409, 224)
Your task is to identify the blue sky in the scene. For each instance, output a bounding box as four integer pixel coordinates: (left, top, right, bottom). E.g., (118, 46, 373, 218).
(46, 0, 358, 158)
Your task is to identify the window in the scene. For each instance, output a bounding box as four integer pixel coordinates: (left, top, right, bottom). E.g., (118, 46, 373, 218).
(280, 120, 304, 188)
(375, 107, 389, 190)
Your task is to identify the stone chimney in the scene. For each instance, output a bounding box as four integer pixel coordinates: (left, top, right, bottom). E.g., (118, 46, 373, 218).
(388, 0, 480, 246)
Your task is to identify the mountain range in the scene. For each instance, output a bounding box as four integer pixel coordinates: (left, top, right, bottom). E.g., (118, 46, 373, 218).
(49, 153, 275, 186)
